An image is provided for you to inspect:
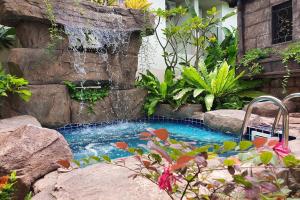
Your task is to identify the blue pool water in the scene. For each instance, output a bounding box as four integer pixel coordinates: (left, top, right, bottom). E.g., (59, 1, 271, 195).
(59, 121, 237, 160)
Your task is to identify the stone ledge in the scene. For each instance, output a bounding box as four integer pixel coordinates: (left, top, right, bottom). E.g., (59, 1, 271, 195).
(7, 48, 139, 89)
(0, 0, 153, 32)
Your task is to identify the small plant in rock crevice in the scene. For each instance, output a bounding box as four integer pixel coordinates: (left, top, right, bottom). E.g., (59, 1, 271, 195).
(43, 0, 64, 52)
(64, 81, 109, 113)
(90, 0, 118, 6)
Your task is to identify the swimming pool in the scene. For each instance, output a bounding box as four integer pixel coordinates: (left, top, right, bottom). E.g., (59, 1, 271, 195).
(59, 120, 238, 160)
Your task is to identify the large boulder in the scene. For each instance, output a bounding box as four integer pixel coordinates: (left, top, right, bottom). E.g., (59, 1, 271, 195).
(0, 125, 73, 200)
(0, 115, 41, 133)
(155, 104, 203, 119)
(243, 101, 296, 117)
(1, 85, 71, 127)
(204, 109, 260, 134)
(32, 160, 169, 200)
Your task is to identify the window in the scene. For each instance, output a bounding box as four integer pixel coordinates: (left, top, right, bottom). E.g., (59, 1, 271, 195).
(272, 0, 293, 44)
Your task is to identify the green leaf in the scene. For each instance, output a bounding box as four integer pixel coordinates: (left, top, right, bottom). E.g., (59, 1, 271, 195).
(283, 155, 300, 167)
(174, 88, 193, 100)
(223, 159, 235, 166)
(233, 175, 252, 188)
(223, 141, 237, 152)
(260, 151, 273, 165)
(102, 155, 111, 163)
(239, 141, 253, 151)
(204, 94, 214, 111)
(90, 156, 101, 162)
(73, 160, 81, 167)
(160, 82, 167, 98)
(193, 88, 204, 98)
(164, 68, 174, 86)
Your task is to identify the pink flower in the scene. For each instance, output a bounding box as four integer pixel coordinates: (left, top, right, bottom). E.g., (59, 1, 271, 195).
(158, 168, 177, 192)
(273, 140, 291, 158)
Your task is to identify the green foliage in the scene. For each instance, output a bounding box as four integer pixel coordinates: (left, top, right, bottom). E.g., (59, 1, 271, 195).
(90, 0, 118, 6)
(240, 48, 272, 78)
(108, 129, 300, 199)
(124, 0, 151, 10)
(0, 63, 31, 102)
(151, 6, 236, 71)
(64, 81, 109, 113)
(205, 27, 238, 70)
(181, 61, 264, 111)
(136, 69, 189, 116)
(0, 171, 17, 200)
(43, 0, 64, 51)
(0, 25, 16, 50)
(280, 42, 300, 94)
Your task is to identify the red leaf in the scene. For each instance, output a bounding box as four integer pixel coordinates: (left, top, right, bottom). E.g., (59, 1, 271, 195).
(115, 142, 128, 150)
(253, 137, 268, 148)
(57, 159, 71, 169)
(142, 160, 151, 168)
(153, 129, 169, 141)
(0, 176, 9, 185)
(171, 155, 194, 171)
(267, 139, 279, 147)
(177, 155, 194, 165)
(139, 132, 152, 138)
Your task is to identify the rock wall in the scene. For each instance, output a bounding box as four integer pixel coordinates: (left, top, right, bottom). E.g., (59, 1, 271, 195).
(0, 0, 152, 127)
(238, 0, 300, 98)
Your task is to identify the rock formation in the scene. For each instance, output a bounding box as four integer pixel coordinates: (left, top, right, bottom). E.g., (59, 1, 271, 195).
(0, 0, 153, 127)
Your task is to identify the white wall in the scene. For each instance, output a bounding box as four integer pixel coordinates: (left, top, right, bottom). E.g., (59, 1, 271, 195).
(137, 0, 166, 80)
(137, 0, 237, 80)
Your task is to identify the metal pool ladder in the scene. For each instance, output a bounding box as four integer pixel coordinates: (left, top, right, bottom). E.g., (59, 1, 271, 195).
(239, 96, 290, 148)
(271, 93, 300, 136)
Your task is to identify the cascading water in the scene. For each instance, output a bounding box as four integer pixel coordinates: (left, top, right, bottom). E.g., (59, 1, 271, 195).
(62, 4, 136, 128)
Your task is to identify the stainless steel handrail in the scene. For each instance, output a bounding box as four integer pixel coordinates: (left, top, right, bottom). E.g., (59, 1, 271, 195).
(272, 93, 300, 135)
(240, 96, 290, 148)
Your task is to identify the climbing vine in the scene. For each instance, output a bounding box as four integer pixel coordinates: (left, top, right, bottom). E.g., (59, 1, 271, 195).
(281, 42, 300, 94)
(240, 48, 272, 78)
(64, 81, 110, 113)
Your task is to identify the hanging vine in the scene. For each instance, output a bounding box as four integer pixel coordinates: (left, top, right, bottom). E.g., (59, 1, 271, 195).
(43, 0, 64, 52)
(280, 42, 300, 94)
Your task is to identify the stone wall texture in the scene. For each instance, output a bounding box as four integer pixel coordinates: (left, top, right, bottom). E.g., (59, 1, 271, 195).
(239, 0, 300, 98)
(0, 0, 152, 127)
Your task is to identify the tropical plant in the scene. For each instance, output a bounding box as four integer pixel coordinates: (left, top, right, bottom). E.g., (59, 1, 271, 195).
(239, 48, 272, 78)
(68, 129, 300, 200)
(180, 61, 264, 111)
(136, 69, 183, 116)
(64, 81, 109, 113)
(151, 6, 236, 72)
(205, 27, 238, 70)
(0, 63, 31, 102)
(125, 0, 152, 10)
(0, 25, 16, 50)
